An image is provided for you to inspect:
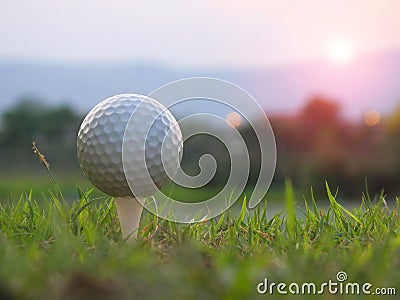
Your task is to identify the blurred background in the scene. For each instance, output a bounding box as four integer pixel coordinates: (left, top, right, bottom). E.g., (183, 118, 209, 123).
(0, 0, 399, 201)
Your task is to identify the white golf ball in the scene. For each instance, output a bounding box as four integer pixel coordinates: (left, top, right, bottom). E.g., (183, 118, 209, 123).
(77, 94, 183, 197)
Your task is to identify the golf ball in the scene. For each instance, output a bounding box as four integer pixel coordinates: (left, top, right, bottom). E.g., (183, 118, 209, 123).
(77, 94, 183, 197)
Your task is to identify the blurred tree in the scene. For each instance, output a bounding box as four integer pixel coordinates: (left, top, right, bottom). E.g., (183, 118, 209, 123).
(302, 97, 344, 179)
(0, 98, 82, 173)
(299, 96, 342, 150)
(381, 103, 400, 190)
(272, 96, 345, 191)
(1, 99, 43, 148)
(385, 103, 400, 132)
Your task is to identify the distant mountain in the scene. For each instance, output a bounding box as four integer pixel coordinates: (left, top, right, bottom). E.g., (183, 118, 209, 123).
(1, 49, 399, 118)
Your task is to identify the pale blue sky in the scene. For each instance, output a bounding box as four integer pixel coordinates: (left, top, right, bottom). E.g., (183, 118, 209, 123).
(1, 0, 400, 68)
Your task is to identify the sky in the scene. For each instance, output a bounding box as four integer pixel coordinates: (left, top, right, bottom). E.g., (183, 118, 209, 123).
(1, 0, 400, 68)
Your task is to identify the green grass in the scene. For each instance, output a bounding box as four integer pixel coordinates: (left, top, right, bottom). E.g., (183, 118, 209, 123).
(0, 175, 288, 205)
(0, 182, 399, 299)
(0, 174, 105, 201)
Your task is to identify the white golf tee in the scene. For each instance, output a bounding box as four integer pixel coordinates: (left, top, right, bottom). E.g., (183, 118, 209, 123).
(114, 197, 143, 241)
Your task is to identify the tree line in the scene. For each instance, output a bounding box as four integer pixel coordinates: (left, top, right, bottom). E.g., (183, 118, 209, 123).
(0, 99, 82, 174)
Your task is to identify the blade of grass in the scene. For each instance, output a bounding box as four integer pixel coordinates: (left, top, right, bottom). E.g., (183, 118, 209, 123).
(285, 179, 296, 240)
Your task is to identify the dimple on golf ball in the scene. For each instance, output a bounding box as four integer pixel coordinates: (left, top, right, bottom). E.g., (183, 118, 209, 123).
(77, 94, 183, 198)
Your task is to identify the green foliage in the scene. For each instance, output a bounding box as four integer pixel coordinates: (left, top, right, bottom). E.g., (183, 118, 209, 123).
(0, 184, 398, 299)
(0, 98, 82, 172)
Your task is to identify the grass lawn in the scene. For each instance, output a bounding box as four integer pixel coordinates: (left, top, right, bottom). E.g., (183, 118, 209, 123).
(0, 180, 399, 299)
(0, 173, 103, 202)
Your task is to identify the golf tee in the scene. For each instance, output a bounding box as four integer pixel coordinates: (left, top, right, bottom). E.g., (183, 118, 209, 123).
(114, 197, 144, 241)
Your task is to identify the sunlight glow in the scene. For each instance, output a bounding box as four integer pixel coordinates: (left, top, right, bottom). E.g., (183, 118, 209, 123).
(328, 39, 356, 64)
(226, 112, 242, 128)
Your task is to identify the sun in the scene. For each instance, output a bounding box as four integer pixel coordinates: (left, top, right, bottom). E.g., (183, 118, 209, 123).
(328, 38, 356, 64)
